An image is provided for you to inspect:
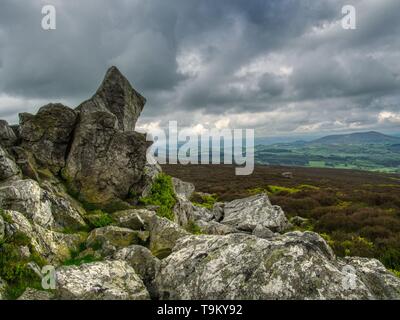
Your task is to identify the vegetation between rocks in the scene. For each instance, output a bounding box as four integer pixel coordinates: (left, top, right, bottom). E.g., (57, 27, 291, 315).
(139, 173, 176, 221)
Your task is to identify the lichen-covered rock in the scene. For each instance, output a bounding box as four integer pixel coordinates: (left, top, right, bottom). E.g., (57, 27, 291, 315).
(19, 104, 77, 174)
(0, 120, 18, 147)
(86, 226, 148, 256)
(3, 210, 82, 263)
(0, 179, 54, 228)
(56, 260, 150, 300)
(252, 225, 275, 239)
(146, 212, 189, 259)
(112, 245, 160, 297)
(221, 193, 290, 233)
(172, 178, 195, 200)
(0, 146, 20, 181)
(17, 288, 54, 300)
(155, 232, 400, 300)
(112, 209, 145, 230)
(63, 109, 150, 206)
(344, 257, 400, 299)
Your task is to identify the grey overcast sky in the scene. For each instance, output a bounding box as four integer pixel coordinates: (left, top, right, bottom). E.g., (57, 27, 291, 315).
(0, 0, 399, 137)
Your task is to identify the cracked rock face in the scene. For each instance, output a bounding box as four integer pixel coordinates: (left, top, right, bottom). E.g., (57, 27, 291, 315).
(56, 260, 150, 300)
(155, 232, 400, 300)
(0, 120, 18, 147)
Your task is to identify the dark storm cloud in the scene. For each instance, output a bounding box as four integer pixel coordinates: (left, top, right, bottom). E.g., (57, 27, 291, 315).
(0, 0, 399, 135)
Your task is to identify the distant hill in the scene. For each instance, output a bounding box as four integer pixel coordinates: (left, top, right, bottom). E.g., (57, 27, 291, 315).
(309, 131, 400, 145)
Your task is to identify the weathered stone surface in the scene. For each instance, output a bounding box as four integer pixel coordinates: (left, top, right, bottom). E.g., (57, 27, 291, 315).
(146, 212, 189, 259)
(344, 257, 400, 299)
(112, 245, 160, 296)
(19, 104, 77, 174)
(172, 178, 195, 200)
(0, 120, 17, 147)
(56, 260, 150, 300)
(112, 209, 145, 230)
(221, 193, 290, 233)
(0, 179, 54, 228)
(0, 146, 20, 181)
(17, 288, 54, 300)
(173, 195, 214, 228)
(9, 146, 40, 181)
(252, 225, 275, 239)
(81, 66, 146, 132)
(86, 226, 148, 256)
(43, 189, 86, 231)
(196, 220, 238, 235)
(156, 232, 400, 300)
(4, 210, 82, 263)
(63, 109, 150, 206)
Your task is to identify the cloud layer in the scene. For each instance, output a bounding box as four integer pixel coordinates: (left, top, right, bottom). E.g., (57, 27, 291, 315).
(0, 0, 399, 137)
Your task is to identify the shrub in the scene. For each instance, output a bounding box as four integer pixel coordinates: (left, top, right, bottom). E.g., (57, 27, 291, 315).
(139, 173, 176, 221)
(86, 210, 113, 229)
(192, 193, 218, 210)
(185, 220, 203, 235)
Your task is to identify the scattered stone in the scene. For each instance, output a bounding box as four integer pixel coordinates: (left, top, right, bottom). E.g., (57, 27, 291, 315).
(221, 193, 290, 233)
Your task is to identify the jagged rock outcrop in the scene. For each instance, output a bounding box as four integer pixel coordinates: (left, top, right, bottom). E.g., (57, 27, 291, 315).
(155, 232, 400, 300)
(62, 68, 151, 206)
(55, 260, 150, 300)
(19, 104, 77, 174)
(82, 66, 146, 132)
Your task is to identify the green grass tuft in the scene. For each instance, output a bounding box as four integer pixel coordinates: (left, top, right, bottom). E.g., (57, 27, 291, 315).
(139, 173, 177, 221)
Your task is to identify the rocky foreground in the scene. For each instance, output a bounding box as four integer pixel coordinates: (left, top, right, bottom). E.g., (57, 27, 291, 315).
(0, 67, 399, 300)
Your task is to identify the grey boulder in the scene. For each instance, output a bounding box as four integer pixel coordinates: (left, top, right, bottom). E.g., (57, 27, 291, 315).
(56, 260, 150, 300)
(156, 232, 400, 300)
